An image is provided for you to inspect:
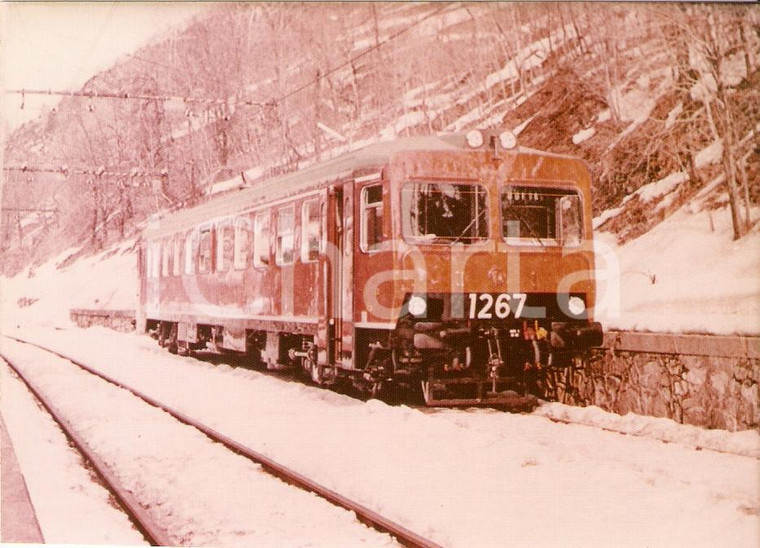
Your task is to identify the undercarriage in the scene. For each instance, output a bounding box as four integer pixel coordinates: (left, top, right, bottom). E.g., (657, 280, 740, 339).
(361, 293, 604, 407)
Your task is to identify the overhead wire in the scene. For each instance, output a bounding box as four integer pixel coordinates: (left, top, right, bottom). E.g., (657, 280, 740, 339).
(6, 3, 453, 110)
(3, 165, 165, 179)
(4, 3, 456, 201)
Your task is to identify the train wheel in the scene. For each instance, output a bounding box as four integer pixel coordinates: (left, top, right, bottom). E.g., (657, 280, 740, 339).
(157, 321, 168, 347)
(367, 379, 406, 405)
(167, 323, 178, 354)
(177, 341, 191, 357)
(297, 342, 324, 385)
(245, 353, 266, 370)
(303, 357, 323, 385)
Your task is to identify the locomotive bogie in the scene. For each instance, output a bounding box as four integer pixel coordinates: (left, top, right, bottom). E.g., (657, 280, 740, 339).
(138, 130, 604, 405)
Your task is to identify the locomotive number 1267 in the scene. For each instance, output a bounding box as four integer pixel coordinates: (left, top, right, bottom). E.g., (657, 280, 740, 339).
(467, 292, 528, 319)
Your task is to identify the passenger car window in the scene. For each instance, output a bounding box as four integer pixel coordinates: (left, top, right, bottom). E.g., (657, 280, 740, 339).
(198, 227, 213, 273)
(276, 207, 295, 265)
(184, 232, 195, 275)
(150, 242, 161, 278)
(234, 217, 251, 270)
(216, 222, 233, 272)
(361, 184, 384, 252)
(173, 238, 182, 276)
(301, 199, 320, 263)
(501, 185, 583, 246)
(146, 243, 156, 279)
(254, 213, 270, 268)
(162, 240, 171, 277)
(401, 182, 488, 244)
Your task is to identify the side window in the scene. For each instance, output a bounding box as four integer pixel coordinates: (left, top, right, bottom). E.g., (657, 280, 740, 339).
(223, 224, 234, 269)
(146, 244, 153, 278)
(184, 232, 195, 275)
(198, 227, 213, 274)
(361, 184, 384, 252)
(153, 242, 162, 278)
(173, 237, 182, 276)
(216, 221, 233, 272)
(161, 240, 171, 277)
(253, 212, 270, 268)
(559, 194, 582, 246)
(301, 199, 320, 263)
(234, 216, 251, 270)
(276, 207, 295, 265)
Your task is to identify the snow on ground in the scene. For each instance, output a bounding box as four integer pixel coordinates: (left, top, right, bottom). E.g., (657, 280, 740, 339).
(1, 239, 137, 329)
(665, 101, 684, 130)
(536, 403, 759, 458)
(635, 171, 689, 203)
(2, 326, 758, 547)
(594, 203, 760, 335)
(605, 68, 675, 151)
(592, 206, 623, 230)
(0, 361, 147, 545)
(379, 110, 434, 140)
(596, 109, 612, 123)
(694, 139, 723, 169)
(572, 127, 596, 145)
(1, 338, 395, 547)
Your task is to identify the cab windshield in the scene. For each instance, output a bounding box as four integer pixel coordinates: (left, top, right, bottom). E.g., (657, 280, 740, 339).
(402, 182, 488, 244)
(501, 185, 583, 246)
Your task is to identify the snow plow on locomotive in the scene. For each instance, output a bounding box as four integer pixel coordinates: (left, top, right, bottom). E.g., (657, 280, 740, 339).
(138, 129, 603, 406)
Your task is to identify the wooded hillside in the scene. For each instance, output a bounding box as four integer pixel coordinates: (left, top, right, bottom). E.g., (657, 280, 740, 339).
(2, 3, 758, 274)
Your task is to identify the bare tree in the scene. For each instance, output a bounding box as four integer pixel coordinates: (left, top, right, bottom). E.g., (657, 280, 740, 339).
(658, 4, 756, 239)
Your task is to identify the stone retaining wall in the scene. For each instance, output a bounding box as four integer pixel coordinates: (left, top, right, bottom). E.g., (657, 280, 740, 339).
(546, 331, 760, 431)
(69, 309, 136, 333)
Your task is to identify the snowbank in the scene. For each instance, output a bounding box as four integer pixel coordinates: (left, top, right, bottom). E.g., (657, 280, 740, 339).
(594, 204, 760, 335)
(0, 240, 137, 331)
(537, 402, 759, 459)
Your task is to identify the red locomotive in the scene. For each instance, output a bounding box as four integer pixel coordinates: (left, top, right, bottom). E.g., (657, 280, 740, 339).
(138, 129, 603, 405)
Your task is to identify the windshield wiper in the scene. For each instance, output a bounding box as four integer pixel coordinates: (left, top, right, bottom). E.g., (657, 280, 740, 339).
(451, 207, 487, 244)
(505, 210, 547, 249)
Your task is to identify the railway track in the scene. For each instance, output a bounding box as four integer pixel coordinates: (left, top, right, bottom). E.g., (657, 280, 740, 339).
(1, 349, 171, 545)
(1, 335, 441, 548)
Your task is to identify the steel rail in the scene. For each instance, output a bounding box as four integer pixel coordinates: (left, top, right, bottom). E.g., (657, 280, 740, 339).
(2, 335, 442, 548)
(0, 352, 173, 546)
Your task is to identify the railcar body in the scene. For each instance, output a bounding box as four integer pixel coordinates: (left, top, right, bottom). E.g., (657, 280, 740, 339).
(139, 129, 603, 405)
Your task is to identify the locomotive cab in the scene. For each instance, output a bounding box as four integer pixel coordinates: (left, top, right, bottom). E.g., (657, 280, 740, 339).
(353, 129, 603, 405)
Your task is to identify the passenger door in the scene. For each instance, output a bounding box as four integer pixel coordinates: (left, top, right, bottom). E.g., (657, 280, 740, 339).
(318, 183, 352, 370)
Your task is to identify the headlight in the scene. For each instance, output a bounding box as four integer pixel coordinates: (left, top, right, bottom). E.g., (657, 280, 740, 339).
(407, 295, 427, 316)
(465, 129, 484, 148)
(499, 130, 517, 150)
(568, 296, 586, 316)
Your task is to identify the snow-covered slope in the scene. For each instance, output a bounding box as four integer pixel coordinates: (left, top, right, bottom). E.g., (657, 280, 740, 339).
(1, 239, 137, 331)
(594, 203, 760, 335)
